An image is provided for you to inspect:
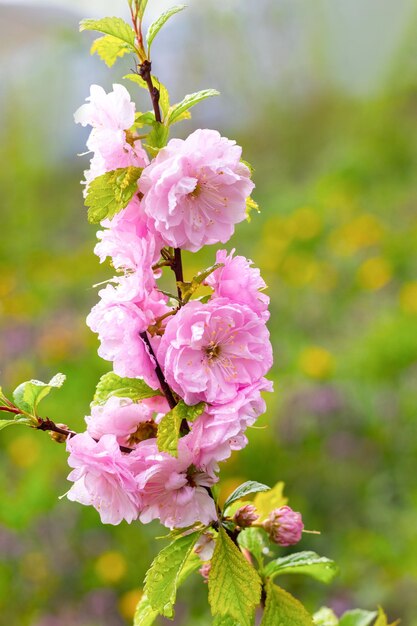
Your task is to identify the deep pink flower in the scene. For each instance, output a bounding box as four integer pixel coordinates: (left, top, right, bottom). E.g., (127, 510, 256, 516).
(157, 298, 273, 405)
(139, 129, 254, 252)
(66, 433, 141, 525)
(233, 504, 259, 528)
(206, 249, 269, 320)
(263, 505, 304, 546)
(132, 438, 217, 529)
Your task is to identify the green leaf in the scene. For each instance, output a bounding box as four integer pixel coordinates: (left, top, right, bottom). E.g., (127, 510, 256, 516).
(0, 417, 32, 431)
(137, 0, 149, 20)
(313, 607, 339, 626)
(144, 531, 201, 618)
(13, 373, 66, 416)
(135, 111, 156, 127)
(260, 581, 314, 626)
(85, 167, 142, 224)
(146, 5, 186, 52)
(134, 549, 201, 625)
(213, 616, 240, 626)
(90, 34, 134, 67)
(93, 372, 160, 405)
(339, 610, 378, 626)
(252, 481, 288, 522)
(80, 17, 136, 46)
(157, 400, 205, 457)
(237, 527, 270, 566)
(177, 262, 224, 304)
(146, 122, 169, 153)
(264, 551, 338, 584)
(373, 607, 400, 626)
(167, 89, 220, 125)
(246, 196, 260, 222)
(208, 527, 262, 626)
(223, 480, 270, 511)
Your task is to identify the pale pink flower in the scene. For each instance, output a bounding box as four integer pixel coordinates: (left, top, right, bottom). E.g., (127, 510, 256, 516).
(86, 274, 168, 388)
(188, 378, 272, 470)
(86, 396, 167, 446)
(139, 129, 254, 252)
(194, 533, 215, 561)
(263, 506, 304, 546)
(206, 249, 269, 321)
(132, 438, 217, 529)
(157, 298, 273, 406)
(75, 84, 148, 189)
(66, 433, 141, 525)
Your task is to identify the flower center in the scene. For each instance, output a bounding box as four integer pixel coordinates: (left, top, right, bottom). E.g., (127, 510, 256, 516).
(205, 341, 221, 361)
(190, 182, 202, 198)
(128, 420, 158, 445)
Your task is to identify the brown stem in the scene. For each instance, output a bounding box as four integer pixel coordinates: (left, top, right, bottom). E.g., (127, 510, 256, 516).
(0, 405, 21, 415)
(138, 60, 162, 124)
(140, 331, 177, 410)
(36, 418, 133, 454)
(173, 248, 185, 304)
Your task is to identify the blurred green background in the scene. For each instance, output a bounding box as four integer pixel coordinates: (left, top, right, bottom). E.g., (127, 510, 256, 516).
(1, 0, 417, 624)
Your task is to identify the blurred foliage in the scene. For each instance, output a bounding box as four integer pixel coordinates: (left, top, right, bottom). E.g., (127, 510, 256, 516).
(1, 5, 417, 626)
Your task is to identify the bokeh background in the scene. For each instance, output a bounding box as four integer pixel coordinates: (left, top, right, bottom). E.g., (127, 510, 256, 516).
(1, 0, 417, 624)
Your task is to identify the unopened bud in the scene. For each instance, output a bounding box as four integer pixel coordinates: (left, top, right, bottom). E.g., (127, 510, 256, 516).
(194, 533, 215, 562)
(263, 505, 304, 547)
(199, 562, 211, 582)
(49, 424, 70, 444)
(233, 504, 259, 528)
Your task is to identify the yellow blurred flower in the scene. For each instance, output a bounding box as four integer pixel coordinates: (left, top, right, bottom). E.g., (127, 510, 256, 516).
(312, 262, 338, 293)
(357, 257, 392, 291)
(8, 435, 40, 468)
(328, 214, 385, 257)
(299, 346, 335, 379)
(288, 206, 322, 241)
(399, 282, 417, 315)
(280, 253, 319, 286)
(119, 589, 143, 621)
(95, 551, 127, 584)
(21, 551, 49, 582)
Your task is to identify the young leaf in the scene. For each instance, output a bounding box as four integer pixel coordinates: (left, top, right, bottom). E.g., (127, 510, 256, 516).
(223, 480, 270, 511)
(213, 617, 240, 626)
(80, 17, 136, 47)
(135, 111, 156, 127)
(0, 417, 32, 432)
(146, 5, 186, 53)
(144, 531, 201, 618)
(237, 527, 270, 565)
(252, 481, 288, 522)
(373, 607, 400, 626)
(93, 372, 160, 405)
(13, 373, 66, 416)
(339, 610, 378, 626)
(134, 550, 201, 626)
(264, 551, 339, 584)
(157, 400, 205, 457)
(208, 527, 262, 626)
(137, 0, 149, 20)
(260, 581, 314, 626)
(177, 262, 224, 304)
(167, 89, 220, 125)
(91, 34, 134, 67)
(313, 607, 339, 626)
(146, 122, 169, 152)
(85, 166, 142, 224)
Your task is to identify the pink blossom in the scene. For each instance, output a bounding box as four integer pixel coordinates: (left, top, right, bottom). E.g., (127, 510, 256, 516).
(206, 249, 269, 320)
(132, 438, 217, 529)
(86, 396, 167, 446)
(233, 504, 259, 528)
(139, 129, 254, 252)
(75, 84, 148, 188)
(188, 378, 272, 470)
(263, 506, 304, 546)
(66, 433, 141, 525)
(157, 298, 273, 406)
(195, 533, 215, 561)
(86, 274, 168, 388)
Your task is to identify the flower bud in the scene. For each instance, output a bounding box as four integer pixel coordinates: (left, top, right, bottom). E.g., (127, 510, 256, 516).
(233, 504, 259, 528)
(263, 505, 304, 546)
(49, 424, 70, 444)
(199, 562, 211, 582)
(194, 533, 215, 562)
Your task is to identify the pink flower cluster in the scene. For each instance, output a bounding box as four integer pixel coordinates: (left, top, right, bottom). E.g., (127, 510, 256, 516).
(70, 85, 273, 528)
